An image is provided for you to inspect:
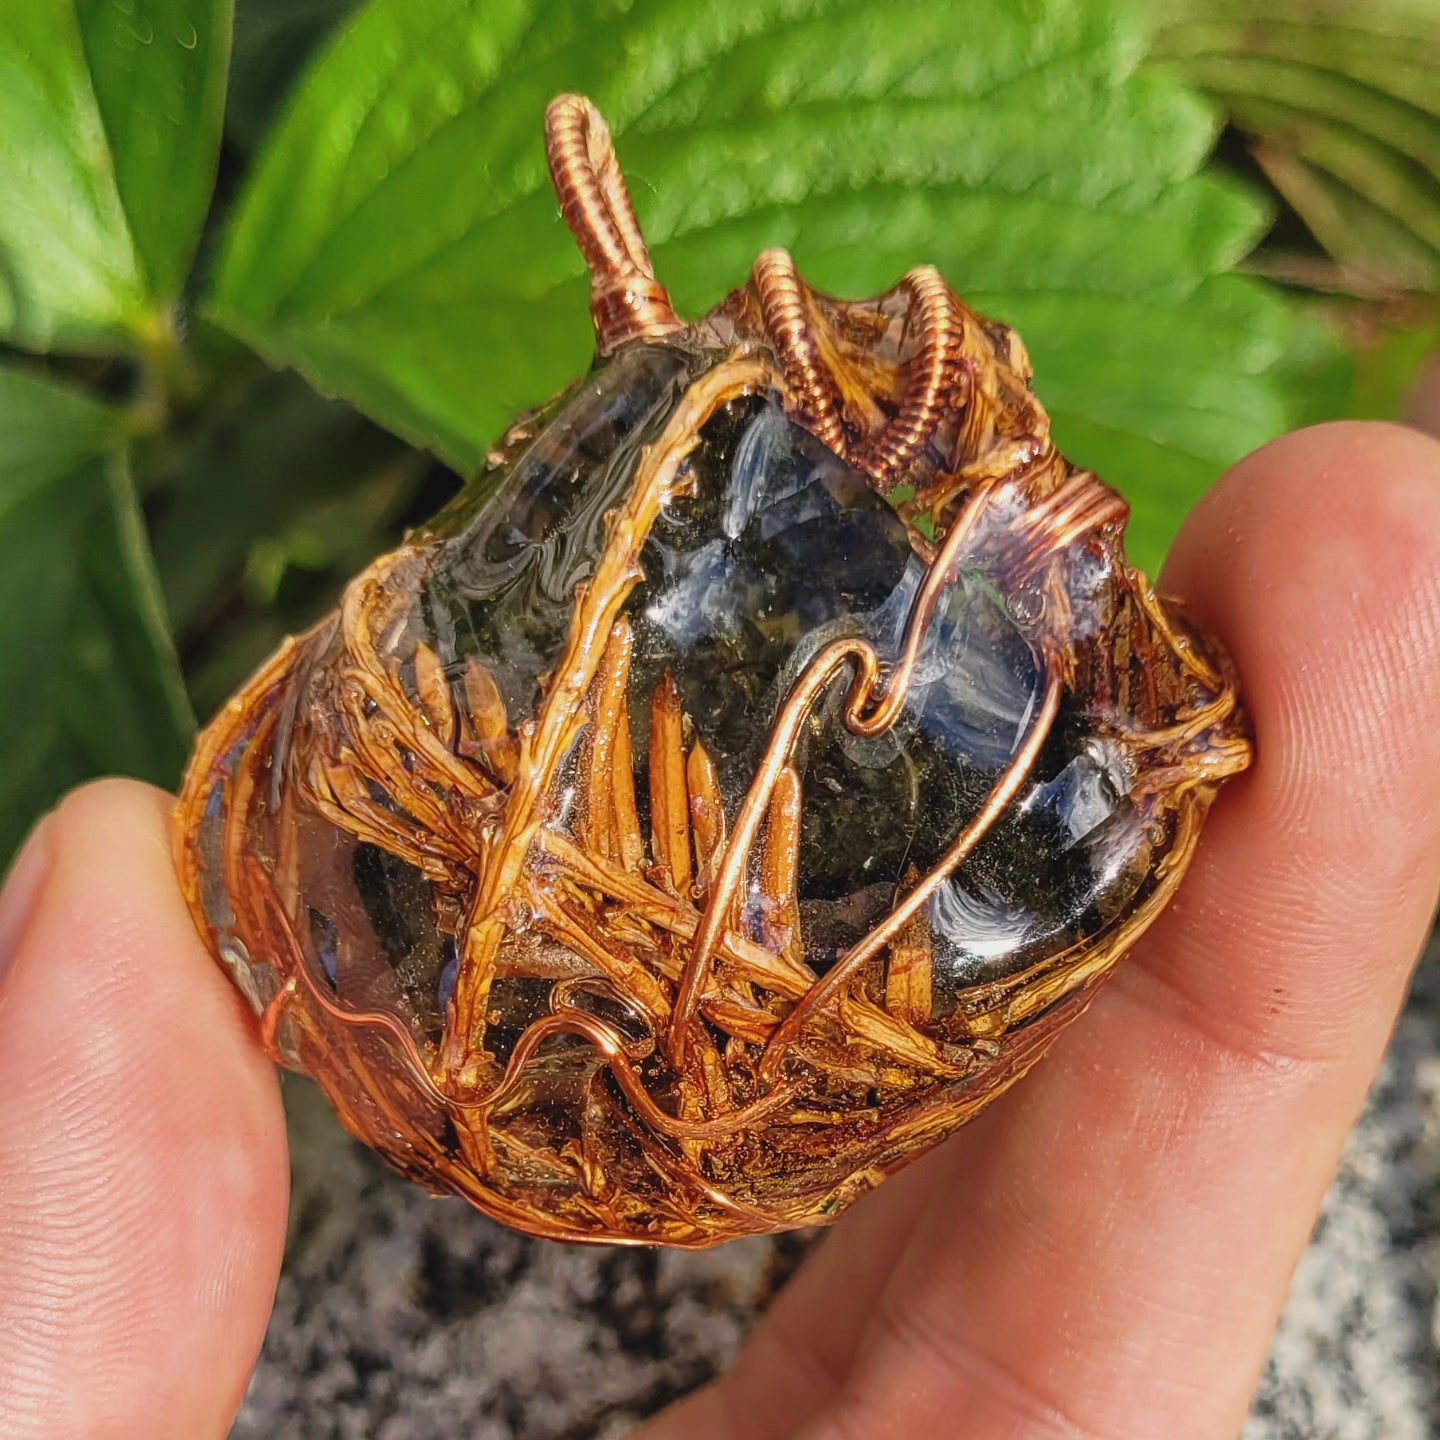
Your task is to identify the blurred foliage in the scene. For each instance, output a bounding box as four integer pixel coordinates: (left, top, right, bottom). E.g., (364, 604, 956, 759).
(0, 1, 231, 349)
(1347, 313, 1440, 420)
(1140, 0, 1440, 489)
(226, 0, 361, 154)
(0, 367, 192, 857)
(1143, 0, 1440, 297)
(0, 0, 1434, 864)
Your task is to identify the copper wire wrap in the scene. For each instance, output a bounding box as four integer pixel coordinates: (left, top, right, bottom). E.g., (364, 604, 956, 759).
(1001, 469, 1131, 580)
(749, 259, 967, 494)
(544, 94, 684, 353)
(756, 662, 1063, 1084)
(752, 249, 849, 457)
(173, 93, 1254, 1247)
(852, 265, 966, 490)
(667, 477, 1070, 1068)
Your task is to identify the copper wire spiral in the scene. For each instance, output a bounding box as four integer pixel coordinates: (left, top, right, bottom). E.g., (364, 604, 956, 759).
(750, 256, 967, 494)
(752, 249, 850, 456)
(544, 94, 684, 353)
(852, 265, 966, 490)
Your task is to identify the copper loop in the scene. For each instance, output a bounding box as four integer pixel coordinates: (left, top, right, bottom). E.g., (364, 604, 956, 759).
(853, 266, 966, 490)
(753, 249, 849, 456)
(544, 94, 684, 352)
(756, 660, 1064, 1083)
(473, 1009, 802, 1140)
(259, 975, 299, 1062)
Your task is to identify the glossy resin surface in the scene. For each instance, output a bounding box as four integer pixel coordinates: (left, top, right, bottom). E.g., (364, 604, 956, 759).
(175, 97, 1250, 1246)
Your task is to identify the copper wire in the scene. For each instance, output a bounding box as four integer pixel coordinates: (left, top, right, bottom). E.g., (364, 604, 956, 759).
(1128, 570, 1225, 692)
(1000, 470, 1131, 582)
(264, 864, 786, 1147)
(752, 249, 849, 456)
(544, 94, 683, 353)
(665, 636, 876, 1067)
(473, 1009, 802, 1140)
(259, 975, 299, 1062)
(443, 356, 773, 1078)
(669, 458, 1127, 1073)
(259, 862, 801, 1151)
(756, 662, 1064, 1084)
(852, 266, 966, 490)
(667, 480, 1001, 1066)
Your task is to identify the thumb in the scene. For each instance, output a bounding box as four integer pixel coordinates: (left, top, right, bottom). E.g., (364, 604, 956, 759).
(0, 780, 289, 1440)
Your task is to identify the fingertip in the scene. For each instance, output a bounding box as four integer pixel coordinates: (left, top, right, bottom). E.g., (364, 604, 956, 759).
(0, 778, 288, 1440)
(46, 775, 284, 1123)
(1168, 417, 1440, 863)
(1165, 420, 1440, 657)
(1140, 420, 1440, 1060)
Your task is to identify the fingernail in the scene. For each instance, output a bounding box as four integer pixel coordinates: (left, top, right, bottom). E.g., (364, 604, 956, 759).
(0, 814, 56, 988)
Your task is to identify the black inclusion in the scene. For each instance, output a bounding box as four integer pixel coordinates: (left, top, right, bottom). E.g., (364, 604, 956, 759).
(629, 396, 915, 800)
(351, 841, 448, 1032)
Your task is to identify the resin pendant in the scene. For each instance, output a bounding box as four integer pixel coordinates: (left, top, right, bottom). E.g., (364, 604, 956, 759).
(174, 95, 1251, 1247)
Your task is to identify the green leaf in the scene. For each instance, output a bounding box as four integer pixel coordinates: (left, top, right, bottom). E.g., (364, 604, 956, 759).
(77, 0, 235, 304)
(212, 0, 1315, 571)
(1143, 0, 1440, 295)
(0, 364, 193, 860)
(0, 0, 232, 351)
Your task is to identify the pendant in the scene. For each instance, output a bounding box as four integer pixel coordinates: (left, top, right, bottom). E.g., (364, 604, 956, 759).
(174, 94, 1251, 1247)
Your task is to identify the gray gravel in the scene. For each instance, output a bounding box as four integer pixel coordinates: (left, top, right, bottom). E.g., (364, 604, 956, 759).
(233, 949, 1440, 1440)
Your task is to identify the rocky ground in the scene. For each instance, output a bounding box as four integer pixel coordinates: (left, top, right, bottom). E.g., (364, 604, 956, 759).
(232, 951, 1440, 1440)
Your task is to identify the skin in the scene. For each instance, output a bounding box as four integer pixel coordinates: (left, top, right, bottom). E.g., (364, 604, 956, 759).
(1, 421, 1439, 1440)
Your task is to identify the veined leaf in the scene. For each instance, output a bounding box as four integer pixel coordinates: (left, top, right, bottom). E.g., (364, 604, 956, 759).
(0, 365, 193, 860)
(213, 0, 1313, 570)
(1143, 0, 1440, 296)
(78, 0, 236, 304)
(0, 0, 232, 351)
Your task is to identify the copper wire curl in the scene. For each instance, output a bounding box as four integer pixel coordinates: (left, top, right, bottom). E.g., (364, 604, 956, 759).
(544, 94, 684, 353)
(1004, 468, 1131, 579)
(853, 265, 966, 490)
(752, 249, 849, 457)
(671, 476, 1010, 1064)
(752, 253, 969, 494)
(261, 941, 802, 1146)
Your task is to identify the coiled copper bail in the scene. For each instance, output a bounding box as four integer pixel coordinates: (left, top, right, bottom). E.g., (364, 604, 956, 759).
(544, 94, 685, 354)
(752, 249, 849, 457)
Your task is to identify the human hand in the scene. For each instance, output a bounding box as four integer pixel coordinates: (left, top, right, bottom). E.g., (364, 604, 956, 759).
(3, 421, 1439, 1440)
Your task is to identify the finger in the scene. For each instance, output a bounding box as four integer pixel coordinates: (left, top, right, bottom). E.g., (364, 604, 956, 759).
(642, 420, 1440, 1440)
(0, 780, 289, 1440)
